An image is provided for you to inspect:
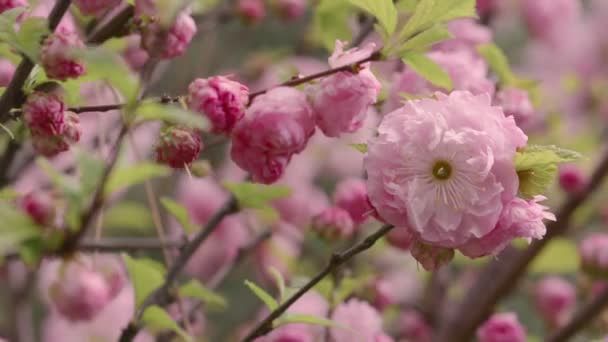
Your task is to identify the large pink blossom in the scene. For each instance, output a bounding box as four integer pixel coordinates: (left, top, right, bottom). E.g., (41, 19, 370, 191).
(330, 299, 386, 342)
(231, 87, 315, 183)
(459, 196, 554, 258)
(476, 312, 526, 342)
(309, 41, 381, 137)
(494, 87, 535, 129)
(366, 91, 526, 248)
(534, 276, 576, 327)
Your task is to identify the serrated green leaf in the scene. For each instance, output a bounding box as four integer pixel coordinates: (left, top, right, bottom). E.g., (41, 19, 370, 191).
(517, 165, 557, 199)
(398, 0, 476, 41)
(398, 24, 452, 52)
(349, 143, 368, 153)
(349, 0, 398, 37)
(477, 43, 513, 85)
(244, 279, 278, 310)
(0, 201, 42, 255)
(105, 162, 170, 196)
(160, 197, 198, 233)
(104, 201, 154, 232)
(312, 0, 353, 51)
(530, 238, 579, 274)
(276, 314, 345, 330)
(268, 267, 286, 302)
(136, 102, 208, 131)
(401, 52, 452, 90)
(179, 280, 227, 310)
(223, 182, 292, 209)
(122, 254, 165, 308)
(141, 306, 192, 341)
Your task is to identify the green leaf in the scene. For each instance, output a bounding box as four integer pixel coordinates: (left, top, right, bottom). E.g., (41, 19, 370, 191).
(36, 158, 82, 229)
(477, 43, 514, 85)
(179, 280, 227, 310)
(349, 143, 368, 153)
(401, 52, 452, 90)
(75, 149, 105, 197)
(160, 197, 198, 234)
(398, 24, 452, 52)
(312, 0, 353, 51)
(122, 254, 165, 308)
(268, 267, 286, 302)
(14, 17, 49, 62)
(530, 238, 579, 274)
(275, 314, 345, 330)
(398, 0, 476, 41)
(104, 202, 154, 232)
(105, 162, 170, 196)
(136, 102, 208, 131)
(349, 0, 398, 37)
(0, 201, 42, 255)
(141, 306, 192, 341)
(223, 182, 292, 209)
(244, 279, 278, 310)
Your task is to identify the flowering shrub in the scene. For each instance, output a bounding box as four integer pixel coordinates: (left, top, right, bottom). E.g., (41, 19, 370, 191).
(0, 0, 606, 341)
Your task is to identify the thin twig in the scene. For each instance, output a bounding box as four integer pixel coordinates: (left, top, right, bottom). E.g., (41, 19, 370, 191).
(241, 224, 395, 342)
(548, 287, 608, 342)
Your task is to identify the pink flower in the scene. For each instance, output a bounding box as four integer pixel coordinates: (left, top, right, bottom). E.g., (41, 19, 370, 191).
(236, 0, 266, 24)
(521, 0, 581, 43)
(410, 240, 454, 271)
(23, 92, 66, 136)
(366, 91, 526, 248)
(312, 207, 355, 240)
(261, 291, 328, 341)
(386, 227, 414, 250)
(476, 312, 527, 342)
(534, 276, 576, 327)
(494, 87, 535, 129)
(476, 0, 497, 17)
(154, 126, 202, 168)
(580, 233, 608, 277)
(161, 12, 196, 59)
(385, 50, 495, 112)
(330, 299, 385, 342)
(187, 76, 249, 134)
(31, 111, 81, 157)
(275, 0, 307, 20)
(309, 41, 380, 137)
(398, 310, 431, 342)
(435, 19, 493, 52)
(19, 192, 55, 226)
(73, 0, 121, 16)
(558, 164, 587, 194)
(41, 27, 86, 81)
(459, 196, 555, 258)
(122, 35, 149, 71)
(333, 177, 373, 224)
(0, 0, 27, 13)
(0, 58, 15, 86)
(231, 87, 315, 184)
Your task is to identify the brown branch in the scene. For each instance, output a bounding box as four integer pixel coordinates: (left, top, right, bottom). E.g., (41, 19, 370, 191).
(436, 150, 608, 342)
(241, 224, 395, 342)
(86, 5, 134, 44)
(548, 286, 608, 342)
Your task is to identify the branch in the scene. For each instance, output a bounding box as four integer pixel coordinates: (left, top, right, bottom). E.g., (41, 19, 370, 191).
(241, 224, 395, 342)
(548, 286, 608, 342)
(86, 5, 134, 44)
(436, 150, 608, 342)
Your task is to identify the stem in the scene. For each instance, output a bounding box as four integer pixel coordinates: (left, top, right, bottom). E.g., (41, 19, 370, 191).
(548, 287, 608, 342)
(436, 150, 608, 342)
(241, 224, 395, 342)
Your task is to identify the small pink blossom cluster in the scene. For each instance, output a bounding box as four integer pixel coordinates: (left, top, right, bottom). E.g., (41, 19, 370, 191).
(47, 255, 125, 322)
(477, 312, 526, 342)
(366, 91, 555, 270)
(40, 27, 86, 81)
(579, 233, 608, 278)
(23, 92, 82, 157)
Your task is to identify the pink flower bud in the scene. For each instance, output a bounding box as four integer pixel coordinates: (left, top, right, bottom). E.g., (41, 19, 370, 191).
(0, 58, 15, 87)
(41, 27, 86, 81)
(386, 227, 414, 251)
(49, 263, 112, 321)
(398, 310, 431, 342)
(410, 240, 454, 271)
(580, 233, 608, 277)
(231, 87, 315, 184)
(18, 192, 55, 226)
(236, 0, 266, 24)
(333, 177, 373, 224)
(0, 0, 27, 14)
(161, 12, 196, 59)
(309, 41, 380, 137)
(73, 0, 121, 16)
(559, 164, 587, 194)
(312, 207, 355, 240)
(476, 312, 526, 342)
(23, 92, 66, 136)
(187, 76, 249, 134)
(274, 0, 307, 21)
(534, 276, 576, 328)
(495, 87, 535, 128)
(154, 126, 203, 169)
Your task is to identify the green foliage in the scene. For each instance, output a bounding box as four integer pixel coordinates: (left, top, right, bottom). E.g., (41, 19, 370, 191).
(268, 267, 287, 302)
(160, 197, 198, 233)
(530, 238, 579, 274)
(515, 145, 582, 198)
(123, 254, 165, 308)
(349, 143, 368, 153)
(275, 314, 344, 330)
(0, 9, 49, 62)
(136, 102, 209, 131)
(104, 202, 154, 232)
(0, 201, 42, 256)
(401, 52, 452, 90)
(105, 162, 170, 196)
(397, 24, 452, 52)
(141, 306, 192, 341)
(311, 0, 353, 51)
(244, 279, 279, 310)
(396, 0, 475, 42)
(179, 280, 228, 310)
(349, 0, 397, 38)
(224, 181, 291, 210)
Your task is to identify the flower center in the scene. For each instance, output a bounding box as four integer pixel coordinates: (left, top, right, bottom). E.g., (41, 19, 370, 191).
(432, 160, 452, 180)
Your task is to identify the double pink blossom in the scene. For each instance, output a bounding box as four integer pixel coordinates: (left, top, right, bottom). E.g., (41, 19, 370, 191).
(41, 27, 86, 81)
(154, 126, 203, 168)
